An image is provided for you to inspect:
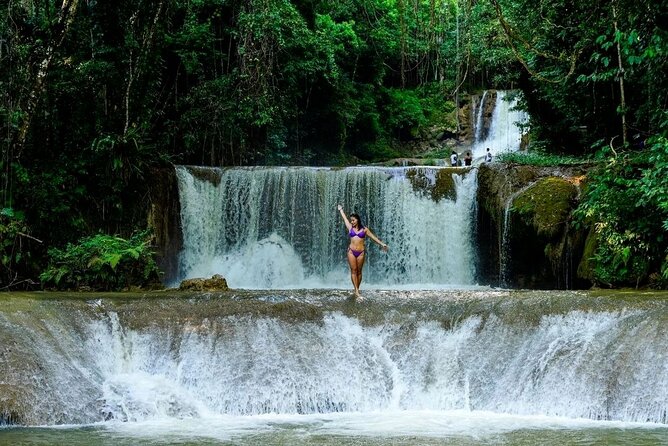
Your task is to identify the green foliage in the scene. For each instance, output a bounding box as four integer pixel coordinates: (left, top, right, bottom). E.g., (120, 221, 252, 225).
(383, 88, 428, 140)
(498, 151, 592, 167)
(574, 118, 668, 287)
(359, 138, 400, 162)
(466, 1, 519, 86)
(91, 125, 168, 183)
(2, 0, 668, 291)
(420, 86, 457, 131)
(40, 231, 161, 291)
(419, 147, 452, 160)
(0, 208, 37, 289)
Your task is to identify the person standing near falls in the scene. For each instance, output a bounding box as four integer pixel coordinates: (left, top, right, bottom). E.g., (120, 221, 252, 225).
(450, 150, 459, 167)
(337, 204, 389, 299)
(485, 147, 493, 162)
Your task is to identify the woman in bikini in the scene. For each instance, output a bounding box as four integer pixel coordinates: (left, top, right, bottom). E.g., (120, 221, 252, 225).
(337, 204, 389, 297)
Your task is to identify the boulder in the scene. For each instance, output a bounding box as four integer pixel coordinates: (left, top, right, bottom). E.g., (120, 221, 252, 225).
(179, 274, 229, 291)
(475, 163, 591, 289)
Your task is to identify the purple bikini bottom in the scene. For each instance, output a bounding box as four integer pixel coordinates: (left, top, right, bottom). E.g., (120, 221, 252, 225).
(348, 248, 365, 258)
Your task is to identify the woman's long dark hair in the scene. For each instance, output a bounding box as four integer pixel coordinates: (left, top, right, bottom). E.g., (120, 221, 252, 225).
(349, 213, 364, 229)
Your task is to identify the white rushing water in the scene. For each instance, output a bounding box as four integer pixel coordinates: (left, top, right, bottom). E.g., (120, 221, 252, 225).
(90, 311, 668, 423)
(473, 90, 489, 143)
(3, 296, 667, 428)
(2, 290, 668, 446)
(175, 166, 478, 289)
(472, 90, 528, 160)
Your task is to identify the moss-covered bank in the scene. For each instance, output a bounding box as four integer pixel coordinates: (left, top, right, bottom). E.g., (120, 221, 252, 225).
(476, 163, 590, 289)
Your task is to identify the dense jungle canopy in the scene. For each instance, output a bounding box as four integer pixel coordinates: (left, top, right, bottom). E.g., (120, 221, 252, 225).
(1, 0, 667, 289)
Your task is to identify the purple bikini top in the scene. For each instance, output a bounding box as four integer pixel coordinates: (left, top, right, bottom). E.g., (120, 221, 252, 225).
(349, 227, 366, 238)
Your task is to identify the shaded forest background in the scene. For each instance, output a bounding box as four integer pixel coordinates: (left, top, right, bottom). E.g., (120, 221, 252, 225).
(1, 0, 667, 289)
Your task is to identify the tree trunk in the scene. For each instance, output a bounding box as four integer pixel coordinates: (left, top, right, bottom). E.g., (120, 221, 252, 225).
(398, 0, 407, 88)
(124, 1, 165, 136)
(612, 3, 628, 146)
(16, 0, 81, 158)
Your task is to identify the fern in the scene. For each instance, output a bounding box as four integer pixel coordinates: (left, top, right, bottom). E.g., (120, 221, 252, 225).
(40, 230, 161, 290)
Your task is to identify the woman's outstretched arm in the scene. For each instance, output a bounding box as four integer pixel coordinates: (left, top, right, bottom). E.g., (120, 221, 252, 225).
(366, 228, 389, 252)
(337, 204, 352, 230)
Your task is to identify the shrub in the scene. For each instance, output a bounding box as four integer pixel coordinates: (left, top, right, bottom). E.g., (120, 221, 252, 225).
(573, 124, 668, 288)
(384, 88, 428, 140)
(40, 230, 161, 291)
(498, 151, 591, 166)
(1, 208, 37, 289)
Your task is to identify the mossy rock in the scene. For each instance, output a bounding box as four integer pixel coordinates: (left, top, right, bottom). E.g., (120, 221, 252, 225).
(264, 301, 324, 324)
(405, 167, 469, 201)
(179, 274, 229, 291)
(185, 166, 222, 186)
(577, 228, 598, 282)
(512, 177, 578, 239)
(432, 169, 458, 201)
(477, 164, 542, 219)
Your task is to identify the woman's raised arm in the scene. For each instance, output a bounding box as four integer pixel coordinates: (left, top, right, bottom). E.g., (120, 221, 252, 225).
(337, 204, 352, 230)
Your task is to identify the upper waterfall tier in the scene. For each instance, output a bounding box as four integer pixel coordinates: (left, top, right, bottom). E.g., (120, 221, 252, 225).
(175, 166, 478, 289)
(471, 90, 528, 160)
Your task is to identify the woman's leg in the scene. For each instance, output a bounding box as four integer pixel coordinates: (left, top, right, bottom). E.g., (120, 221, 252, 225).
(355, 252, 366, 293)
(347, 250, 360, 294)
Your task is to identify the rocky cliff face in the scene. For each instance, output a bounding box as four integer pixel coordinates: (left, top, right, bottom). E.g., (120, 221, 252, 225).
(148, 167, 183, 284)
(475, 163, 591, 289)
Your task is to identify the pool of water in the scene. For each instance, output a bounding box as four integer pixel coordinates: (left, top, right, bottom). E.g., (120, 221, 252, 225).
(3, 410, 668, 445)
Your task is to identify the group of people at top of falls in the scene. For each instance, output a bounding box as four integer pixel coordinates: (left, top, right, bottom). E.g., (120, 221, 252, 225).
(450, 148, 493, 167)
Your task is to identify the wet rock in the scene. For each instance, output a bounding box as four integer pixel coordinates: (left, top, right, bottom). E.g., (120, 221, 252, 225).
(475, 90, 497, 142)
(179, 274, 229, 291)
(405, 167, 471, 201)
(0, 385, 23, 426)
(458, 94, 476, 144)
(184, 166, 222, 186)
(148, 167, 183, 284)
(476, 163, 591, 289)
(577, 228, 598, 283)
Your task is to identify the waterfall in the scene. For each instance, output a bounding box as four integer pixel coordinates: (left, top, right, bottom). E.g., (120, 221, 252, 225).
(472, 90, 528, 160)
(499, 182, 536, 287)
(500, 198, 513, 287)
(2, 292, 668, 427)
(473, 90, 489, 143)
(175, 166, 478, 289)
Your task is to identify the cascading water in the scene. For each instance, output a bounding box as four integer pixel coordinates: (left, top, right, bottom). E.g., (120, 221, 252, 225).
(175, 166, 478, 289)
(473, 90, 489, 143)
(499, 182, 536, 287)
(472, 90, 529, 160)
(1, 290, 668, 445)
